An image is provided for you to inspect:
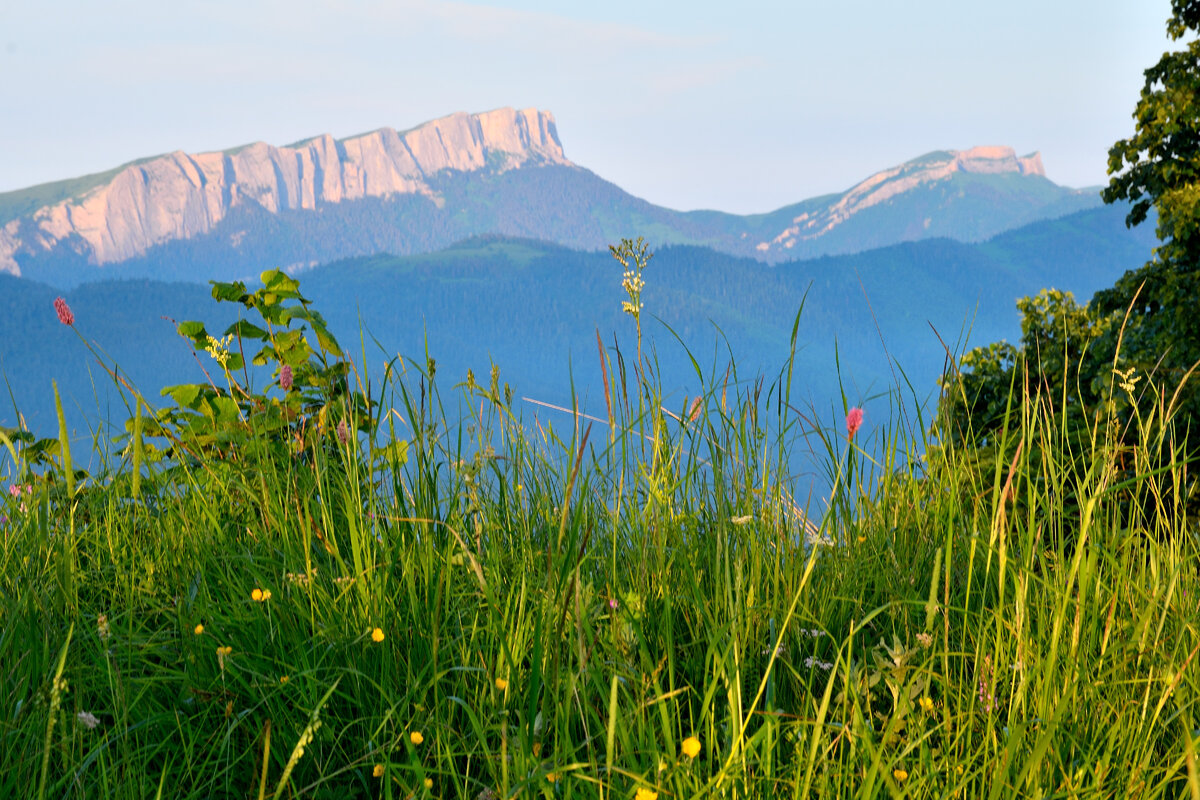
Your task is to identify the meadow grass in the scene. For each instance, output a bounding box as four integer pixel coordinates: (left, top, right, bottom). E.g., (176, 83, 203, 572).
(0, 274, 1198, 799)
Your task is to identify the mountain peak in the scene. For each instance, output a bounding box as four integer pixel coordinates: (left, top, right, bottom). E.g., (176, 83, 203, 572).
(754, 146, 1053, 254)
(0, 107, 568, 276)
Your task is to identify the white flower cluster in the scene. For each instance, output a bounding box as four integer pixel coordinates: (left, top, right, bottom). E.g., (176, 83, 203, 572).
(621, 270, 645, 296)
(804, 656, 834, 671)
(206, 334, 234, 367)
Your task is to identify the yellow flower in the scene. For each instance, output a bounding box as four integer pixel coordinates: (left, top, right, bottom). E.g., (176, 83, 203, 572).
(251, 588, 263, 602)
(216, 646, 232, 656)
(279, 675, 289, 685)
(546, 773, 557, 783)
(893, 768, 908, 782)
(495, 677, 508, 691)
(193, 623, 204, 635)
(681, 736, 701, 758)
(371, 627, 385, 643)
(373, 763, 384, 778)
(856, 535, 867, 544)
(410, 730, 424, 745)
(919, 696, 935, 713)
(635, 789, 659, 800)
(423, 778, 433, 790)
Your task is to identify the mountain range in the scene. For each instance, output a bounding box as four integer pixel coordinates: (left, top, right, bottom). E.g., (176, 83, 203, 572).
(0, 107, 1102, 286)
(0, 107, 1154, 482)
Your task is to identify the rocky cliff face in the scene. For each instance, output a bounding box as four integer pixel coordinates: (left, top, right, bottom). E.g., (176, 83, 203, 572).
(0, 107, 567, 276)
(755, 146, 1050, 255)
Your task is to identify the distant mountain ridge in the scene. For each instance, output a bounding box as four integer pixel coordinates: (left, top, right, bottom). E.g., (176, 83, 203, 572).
(0, 108, 566, 275)
(0, 107, 1102, 284)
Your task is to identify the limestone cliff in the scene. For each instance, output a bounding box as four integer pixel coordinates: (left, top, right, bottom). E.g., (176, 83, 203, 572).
(755, 146, 1050, 255)
(0, 107, 567, 275)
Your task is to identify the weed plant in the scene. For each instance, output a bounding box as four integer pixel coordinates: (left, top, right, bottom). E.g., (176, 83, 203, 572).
(1, 244, 1198, 799)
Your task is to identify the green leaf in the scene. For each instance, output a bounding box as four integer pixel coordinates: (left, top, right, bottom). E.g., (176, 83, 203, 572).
(210, 281, 248, 302)
(225, 320, 269, 340)
(262, 269, 301, 294)
(311, 321, 341, 355)
(379, 439, 409, 466)
(178, 321, 207, 339)
(164, 384, 202, 408)
(210, 396, 240, 423)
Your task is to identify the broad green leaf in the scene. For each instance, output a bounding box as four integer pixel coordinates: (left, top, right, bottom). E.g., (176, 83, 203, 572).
(225, 320, 269, 340)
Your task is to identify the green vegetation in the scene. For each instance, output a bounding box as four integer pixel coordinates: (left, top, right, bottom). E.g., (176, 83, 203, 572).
(1, 224, 1199, 796)
(938, 0, 1200, 520)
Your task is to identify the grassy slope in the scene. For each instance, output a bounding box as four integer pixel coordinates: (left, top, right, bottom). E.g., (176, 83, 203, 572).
(0, 281, 1195, 797)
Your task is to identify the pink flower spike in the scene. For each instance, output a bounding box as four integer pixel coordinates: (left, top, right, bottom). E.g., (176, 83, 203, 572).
(279, 364, 293, 391)
(846, 407, 864, 441)
(7, 484, 18, 498)
(54, 297, 74, 326)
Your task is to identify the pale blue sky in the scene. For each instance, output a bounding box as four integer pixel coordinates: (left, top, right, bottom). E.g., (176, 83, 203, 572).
(0, 0, 1175, 213)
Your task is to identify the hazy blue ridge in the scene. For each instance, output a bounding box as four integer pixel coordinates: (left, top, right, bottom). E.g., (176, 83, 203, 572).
(11, 162, 1104, 289)
(0, 205, 1155, 483)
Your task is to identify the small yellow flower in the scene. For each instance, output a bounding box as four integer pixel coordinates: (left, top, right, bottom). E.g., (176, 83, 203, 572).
(423, 778, 433, 790)
(681, 736, 701, 758)
(279, 675, 289, 685)
(410, 730, 424, 745)
(373, 764, 384, 778)
(251, 588, 263, 602)
(893, 768, 908, 782)
(193, 623, 204, 636)
(216, 645, 232, 656)
(546, 773, 557, 783)
(635, 789, 659, 800)
(371, 627, 385, 643)
(919, 696, 935, 713)
(856, 535, 867, 544)
(495, 677, 508, 691)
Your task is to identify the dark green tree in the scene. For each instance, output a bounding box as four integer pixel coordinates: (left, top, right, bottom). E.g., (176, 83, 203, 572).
(1098, 0, 1200, 427)
(934, 1, 1200, 524)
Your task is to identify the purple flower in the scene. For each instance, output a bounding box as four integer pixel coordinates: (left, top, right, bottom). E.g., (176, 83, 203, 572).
(279, 364, 293, 391)
(54, 297, 74, 326)
(608, 598, 619, 610)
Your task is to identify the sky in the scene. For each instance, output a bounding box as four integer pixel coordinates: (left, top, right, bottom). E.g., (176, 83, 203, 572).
(0, 0, 1177, 214)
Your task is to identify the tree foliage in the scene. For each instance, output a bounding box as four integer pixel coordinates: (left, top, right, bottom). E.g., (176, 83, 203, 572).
(937, 0, 1200, 520)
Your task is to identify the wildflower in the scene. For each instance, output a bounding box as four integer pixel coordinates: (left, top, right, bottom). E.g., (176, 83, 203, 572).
(410, 730, 424, 745)
(97, 614, 110, 641)
(280, 364, 293, 391)
(54, 297, 74, 326)
(76, 711, 100, 730)
(495, 677, 508, 691)
(371, 627, 385, 643)
(916, 632, 933, 649)
(216, 645, 232, 670)
(337, 419, 350, 445)
(279, 675, 289, 685)
(194, 623, 204, 635)
(205, 334, 233, 367)
(919, 696, 935, 713)
(681, 736, 701, 758)
(251, 588, 266, 602)
(846, 407, 864, 440)
(635, 789, 658, 800)
(373, 764, 385, 778)
(608, 598, 619, 611)
(893, 768, 908, 782)
(546, 773, 557, 783)
(7, 484, 18, 498)
(424, 778, 434, 790)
